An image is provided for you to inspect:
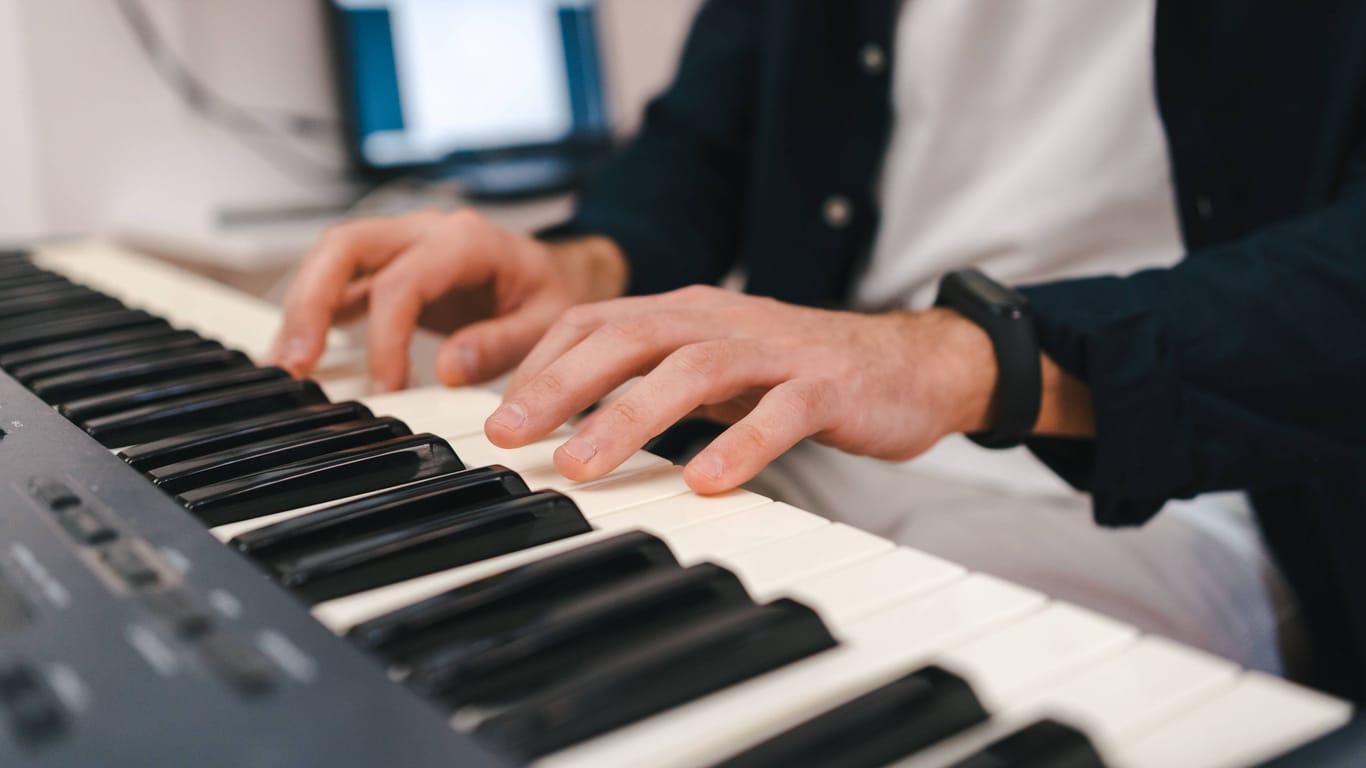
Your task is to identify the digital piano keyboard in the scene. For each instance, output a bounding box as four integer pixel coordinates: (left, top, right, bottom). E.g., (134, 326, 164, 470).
(0, 241, 1361, 768)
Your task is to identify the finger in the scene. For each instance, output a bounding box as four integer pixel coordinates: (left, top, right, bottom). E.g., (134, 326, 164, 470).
(489, 308, 724, 448)
(551, 339, 781, 482)
(684, 378, 839, 494)
(435, 297, 563, 386)
(506, 293, 688, 393)
(332, 276, 374, 326)
(272, 213, 434, 376)
(366, 232, 501, 392)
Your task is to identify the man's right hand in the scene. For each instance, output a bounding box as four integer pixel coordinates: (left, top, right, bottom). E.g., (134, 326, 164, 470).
(270, 208, 628, 392)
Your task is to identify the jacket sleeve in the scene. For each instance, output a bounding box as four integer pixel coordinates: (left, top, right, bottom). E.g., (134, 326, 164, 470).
(1019, 143, 1366, 527)
(541, 0, 762, 295)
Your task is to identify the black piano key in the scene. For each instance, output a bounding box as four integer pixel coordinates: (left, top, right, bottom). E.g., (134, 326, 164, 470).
(59, 366, 290, 424)
(31, 348, 254, 404)
(712, 666, 991, 768)
(947, 719, 1107, 768)
(0, 289, 121, 319)
(0, 281, 96, 307)
(0, 326, 197, 370)
(232, 465, 530, 560)
(178, 433, 465, 527)
(269, 490, 589, 604)
(0, 267, 58, 284)
(0, 297, 128, 333)
(350, 531, 681, 664)
(118, 402, 372, 472)
(476, 598, 838, 759)
(0, 282, 88, 308)
(0, 309, 167, 354)
(149, 417, 413, 494)
(84, 378, 329, 448)
(8, 333, 216, 383)
(408, 563, 755, 708)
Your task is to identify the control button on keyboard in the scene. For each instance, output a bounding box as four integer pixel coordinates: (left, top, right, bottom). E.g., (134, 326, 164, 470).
(177, 433, 465, 527)
(0, 660, 66, 743)
(119, 401, 374, 472)
(143, 590, 212, 639)
(232, 465, 530, 561)
(348, 530, 680, 665)
(28, 478, 80, 511)
(271, 490, 591, 604)
(99, 543, 161, 589)
(85, 378, 330, 448)
(55, 507, 119, 546)
(197, 635, 274, 696)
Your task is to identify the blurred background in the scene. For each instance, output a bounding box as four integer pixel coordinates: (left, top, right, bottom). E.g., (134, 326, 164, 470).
(0, 0, 701, 285)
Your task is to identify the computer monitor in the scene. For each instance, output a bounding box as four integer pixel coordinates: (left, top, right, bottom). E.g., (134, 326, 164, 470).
(326, 0, 612, 194)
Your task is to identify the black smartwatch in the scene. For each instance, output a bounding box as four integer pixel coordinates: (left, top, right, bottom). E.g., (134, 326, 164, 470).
(933, 269, 1041, 449)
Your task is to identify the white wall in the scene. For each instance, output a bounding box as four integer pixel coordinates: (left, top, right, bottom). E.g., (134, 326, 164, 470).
(0, 0, 701, 247)
(0, 0, 45, 242)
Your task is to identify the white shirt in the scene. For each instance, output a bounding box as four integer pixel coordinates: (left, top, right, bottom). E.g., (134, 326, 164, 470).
(859, 0, 1186, 496)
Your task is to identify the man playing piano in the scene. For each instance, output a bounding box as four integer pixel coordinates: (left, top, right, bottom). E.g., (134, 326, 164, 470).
(272, 1, 1366, 701)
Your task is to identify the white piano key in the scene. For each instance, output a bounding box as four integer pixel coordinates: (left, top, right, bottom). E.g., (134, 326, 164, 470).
(34, 241, 349, 363)
(662, 502, 829, 563)
(311, 491, 780, 632)
(713, 523, 894, 599)
(782, 547, 966, 628)
(362, 387, 506, 442)
(891, 634, 1243, 768)
(1110, 673, 1353, 768)
(593, 488, 773, 534)
(448, 433, 672, 493)
(562, 465, 695, 519)
(538, 574, 1045, 768)
(934, 602, 1138, 711)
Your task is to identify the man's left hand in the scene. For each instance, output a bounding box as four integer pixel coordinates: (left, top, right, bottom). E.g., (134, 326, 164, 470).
(484, 285, 1002, 494)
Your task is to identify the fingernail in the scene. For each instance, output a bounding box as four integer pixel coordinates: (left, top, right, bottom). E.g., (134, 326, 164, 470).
(457, 343, 479, 381)
(561, 436, 597, 464)
(693, 453, 724, 480)
(490, 402, 527, 430)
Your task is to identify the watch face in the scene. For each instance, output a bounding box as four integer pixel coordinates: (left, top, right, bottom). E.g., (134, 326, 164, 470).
(957, 269, 1026, 309)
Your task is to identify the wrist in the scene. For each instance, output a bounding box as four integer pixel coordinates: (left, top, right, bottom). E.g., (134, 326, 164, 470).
(891, 308, 999, 435)
(545, 236, 629, 304)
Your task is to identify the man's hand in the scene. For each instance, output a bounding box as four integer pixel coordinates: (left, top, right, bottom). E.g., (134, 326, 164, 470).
(485, 285, 1015, 494)
(270, 208, 628, 392)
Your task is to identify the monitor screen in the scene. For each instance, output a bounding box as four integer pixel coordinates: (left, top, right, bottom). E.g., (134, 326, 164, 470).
(328, 0, 609, 172)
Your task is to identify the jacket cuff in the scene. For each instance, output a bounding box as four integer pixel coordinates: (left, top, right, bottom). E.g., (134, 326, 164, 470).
(1018, 271, 1192, 526)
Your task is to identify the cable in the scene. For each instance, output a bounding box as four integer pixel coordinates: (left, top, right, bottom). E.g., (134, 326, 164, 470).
(113, 0, 348, 184)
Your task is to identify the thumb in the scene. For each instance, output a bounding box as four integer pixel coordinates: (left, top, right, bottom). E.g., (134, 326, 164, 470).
(435, 300, 563, 386)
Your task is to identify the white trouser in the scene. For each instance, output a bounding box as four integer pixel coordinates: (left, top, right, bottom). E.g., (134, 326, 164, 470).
(742, 439, 1303, 676)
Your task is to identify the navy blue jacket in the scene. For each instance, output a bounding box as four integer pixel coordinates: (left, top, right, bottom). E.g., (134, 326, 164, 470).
(550, 1, 1366, 699)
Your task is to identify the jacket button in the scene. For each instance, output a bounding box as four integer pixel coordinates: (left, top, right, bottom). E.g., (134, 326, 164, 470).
(860, 44, 887, 75)
(823, 196, 853, 229)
